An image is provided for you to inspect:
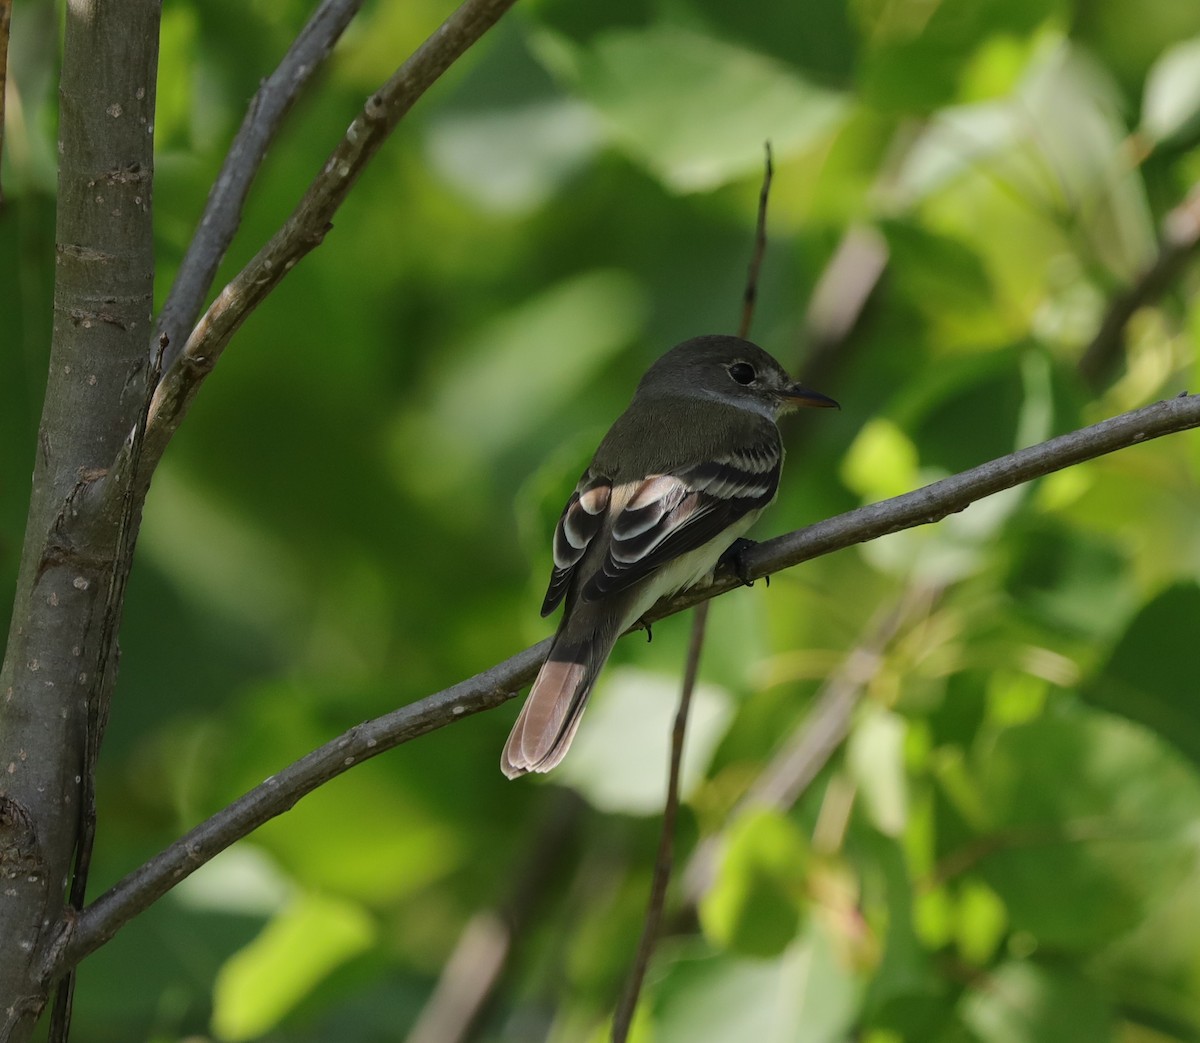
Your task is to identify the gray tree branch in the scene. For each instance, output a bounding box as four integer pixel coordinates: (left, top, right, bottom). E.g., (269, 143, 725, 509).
(41, 389, 1200, 986)
(154, 0, 368, 374)
(0, 1, 161, 1037)
(0, 2, 522, 1035)
(138, 0, 521, 490)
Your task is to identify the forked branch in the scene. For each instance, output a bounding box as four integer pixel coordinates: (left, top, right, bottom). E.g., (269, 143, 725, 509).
(41, 390, 1200, 984)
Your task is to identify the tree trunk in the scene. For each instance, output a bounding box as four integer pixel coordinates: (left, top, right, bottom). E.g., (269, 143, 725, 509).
(0, 1, 160, 1036)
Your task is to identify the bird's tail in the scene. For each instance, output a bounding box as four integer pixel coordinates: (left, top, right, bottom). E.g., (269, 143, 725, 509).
(501, 628, 618, 778)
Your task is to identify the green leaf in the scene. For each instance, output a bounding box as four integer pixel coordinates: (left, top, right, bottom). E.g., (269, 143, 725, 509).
(960, 961, 1113, 1043)
(426, 98, 601, 214)
(561, 26, 847, 192)
(859, 0, 1055, 114)
(1142, 36, 1200, 142)
(973, 712, 1200, 949)
(656, 925, 860, 1043)
(847, 708, 910, 837)
(1005, 522, 1131, 637)
(881, 221, 1001, 348)
(211, 892, 375, 1040)
(554, 667, 733, 815)
(700, 809, 809, 957)
(391, 269, 647, 502)
(1089, 854, 1200, 1029)
(1081, 584, 1200, 768)
(954, 879, 1007, 966)
(861, 832, 939, 1023)
(841, 419, 921, 502)
(686, 0, 858, 86)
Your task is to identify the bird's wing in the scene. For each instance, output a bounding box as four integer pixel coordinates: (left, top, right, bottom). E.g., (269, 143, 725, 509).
(540, 438, 781, 615)
(541, 472, 611, 616)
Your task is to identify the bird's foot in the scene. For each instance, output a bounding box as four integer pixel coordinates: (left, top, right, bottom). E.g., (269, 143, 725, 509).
(719, 538, 766, 588)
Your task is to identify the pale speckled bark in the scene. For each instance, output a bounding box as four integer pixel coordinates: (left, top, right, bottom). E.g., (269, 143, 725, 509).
(0, 0, 522, 1033)
(0, 0, 160, 1037)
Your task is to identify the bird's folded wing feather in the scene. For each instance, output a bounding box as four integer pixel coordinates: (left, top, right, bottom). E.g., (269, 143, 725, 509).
(540, 439, 781, 615)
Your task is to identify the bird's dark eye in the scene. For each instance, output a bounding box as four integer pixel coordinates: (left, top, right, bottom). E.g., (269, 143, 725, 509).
(728, 362, 756, 385)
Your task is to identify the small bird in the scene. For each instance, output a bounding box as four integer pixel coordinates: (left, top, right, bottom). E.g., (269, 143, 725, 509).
(501, 334, 838, 778)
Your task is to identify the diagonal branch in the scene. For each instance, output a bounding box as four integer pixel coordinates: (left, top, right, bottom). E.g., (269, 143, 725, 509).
(138, 0, 521, 487)
(155, 0, 368, 373)
(652, 391, 1200, 619)
(41, 390, 1200, 984)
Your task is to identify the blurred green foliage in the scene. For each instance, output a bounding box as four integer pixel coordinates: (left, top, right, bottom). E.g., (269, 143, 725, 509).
(3, 0, 1200, 1039)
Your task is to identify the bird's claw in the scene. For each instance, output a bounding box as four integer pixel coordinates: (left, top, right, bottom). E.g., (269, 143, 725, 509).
(720, 537, 762, 588)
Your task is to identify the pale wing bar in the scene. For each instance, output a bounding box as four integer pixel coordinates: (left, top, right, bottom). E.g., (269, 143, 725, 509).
(541, 473, 611, 616)
(582, 442, 782, 600)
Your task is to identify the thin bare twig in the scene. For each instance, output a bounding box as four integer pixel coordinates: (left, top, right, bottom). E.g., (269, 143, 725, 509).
(739, 143, 774, 339)
(405, 791, 584, 1043)
(138, 0, 520, 489)
(0, 0, 10, 207)
(155, 0, 368, 373)
(1078, 184, 1200, 386)
(681, 588, 937, 906)
(39, 391, 1200, 985)
(611, 145, 775, 1042)
(611, 605, 709, 1043)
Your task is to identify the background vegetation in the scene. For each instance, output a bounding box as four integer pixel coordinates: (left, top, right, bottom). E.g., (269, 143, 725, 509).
(4, 0, 1200, 1039)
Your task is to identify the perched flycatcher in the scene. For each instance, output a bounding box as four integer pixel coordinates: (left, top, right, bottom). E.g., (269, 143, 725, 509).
(501, 334, 838, 778)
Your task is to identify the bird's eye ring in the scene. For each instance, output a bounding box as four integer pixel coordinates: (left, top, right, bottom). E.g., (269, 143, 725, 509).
(728, 362, 756, 385)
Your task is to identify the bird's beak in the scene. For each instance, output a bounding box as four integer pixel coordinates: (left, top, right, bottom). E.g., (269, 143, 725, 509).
(782, 382, 840, 410)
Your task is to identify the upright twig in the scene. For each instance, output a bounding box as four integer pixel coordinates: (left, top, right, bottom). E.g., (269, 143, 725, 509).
(739, 143, 774, 340)
(610, 604, 709, 1043)
(0, 0, 10, 207)
(611, 144, 775, 1043)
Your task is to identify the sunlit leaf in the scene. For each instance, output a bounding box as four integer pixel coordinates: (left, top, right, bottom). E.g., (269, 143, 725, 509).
(701, 809, 810, 957)
(656, 924, 860, 1043)
(211, 892, 375, 1040)
(847, 708, 909, 837)
(426, 100, 602, 214)
(1142, 36, 1200, 142)
(842, 419, 920, 502)
(554, 667, 733, 815)
(1081, 583, 1200, 767)
(954, 879, 1007, 966)
(960, 961, 1113, 1043)
(972, 712, 1200, 949)
(551, 26, 848, 192)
